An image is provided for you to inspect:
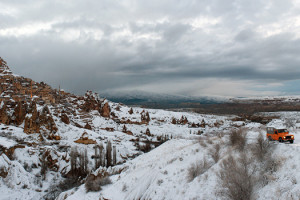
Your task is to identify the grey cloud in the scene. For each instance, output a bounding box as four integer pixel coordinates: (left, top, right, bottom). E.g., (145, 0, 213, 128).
(0, 0, 299, 96)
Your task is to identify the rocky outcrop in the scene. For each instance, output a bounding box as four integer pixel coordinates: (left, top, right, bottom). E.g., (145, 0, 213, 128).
(0, 145, 25, 160)
(84, 122, 92, 130)
(0, 102, 10, 125)
(24, 103, 57, 134)
(81, 91, 102, 112)
(101, 102, 110, 118)
(13, 102, 27, 125)
(60, 113, 70, 124)
(0, 57, 12, 75)
(141, 110, 150, 124)
(74, 132, 97, 145)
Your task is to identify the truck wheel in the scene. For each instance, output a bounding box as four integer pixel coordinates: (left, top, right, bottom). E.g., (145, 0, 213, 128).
(268, 136, 272, 141)
(279, 138, 283, 143)
(290, 140, 294, 144)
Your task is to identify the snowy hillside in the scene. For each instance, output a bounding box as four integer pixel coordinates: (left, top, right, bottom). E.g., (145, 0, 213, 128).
(1, 58, 300, 200)
(58, 113, 300, 200)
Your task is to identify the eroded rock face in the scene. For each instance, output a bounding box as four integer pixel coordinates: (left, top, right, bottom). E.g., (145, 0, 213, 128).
(24, 102, 57, 134)
(141, 111, 150, 124)
(0, 102, 10, 125)
(0, 57, 12, 75)
(101, 102, 110, 118)
(14, 102, 27, 125)
(81, 91, 102, 112)
(84, 122, 92, 130)
(60, 113, 70, 124)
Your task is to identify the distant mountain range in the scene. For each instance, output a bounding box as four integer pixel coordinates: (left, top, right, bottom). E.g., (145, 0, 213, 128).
(99, 90, 228, 108)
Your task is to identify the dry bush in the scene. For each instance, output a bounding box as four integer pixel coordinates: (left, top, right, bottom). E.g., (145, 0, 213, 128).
(209, 143, 221, 163)
(207, 137, 214, 145)
(251, 133, 273, 162)
(229, 128, 247, 151)
(216, 131, 226, 139)
(44, 176, 81, 200)
(284, 118, 295, 128)
(187, 157, 211, 182)
(85, 175, 112, 192)
(198, 138, 207, 148)
(218, 153, 255, 200)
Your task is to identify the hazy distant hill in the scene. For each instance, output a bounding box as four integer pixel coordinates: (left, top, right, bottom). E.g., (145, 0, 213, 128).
(99, 90, 227, 108)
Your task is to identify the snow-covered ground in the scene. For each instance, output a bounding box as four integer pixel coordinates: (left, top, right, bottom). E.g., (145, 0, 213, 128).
(58, 126, 300, 200)
(1, 101, 300, 200)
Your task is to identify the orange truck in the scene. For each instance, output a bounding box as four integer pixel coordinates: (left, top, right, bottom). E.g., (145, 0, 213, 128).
(266, 127, 294, 143)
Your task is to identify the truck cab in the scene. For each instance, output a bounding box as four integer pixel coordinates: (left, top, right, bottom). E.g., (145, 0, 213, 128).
(266, 127, 294, 143)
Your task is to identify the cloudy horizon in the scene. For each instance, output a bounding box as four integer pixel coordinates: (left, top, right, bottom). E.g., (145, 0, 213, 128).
(1, 0, 300, 97)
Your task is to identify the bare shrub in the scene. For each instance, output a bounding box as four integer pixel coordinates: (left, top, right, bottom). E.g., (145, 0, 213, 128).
(187, 157, 211, 182)
(207, 137, 213, 145)
(216, 132, 226, 139)
(229, 128, 247, 151)
(44, 176, 81, 200)
(209, 143, 221, 163)
(85, 175, 112, 192)
(23, 162, 32, 172)
(284, 118, 295, 128)
(198, 138, 207, 148)
(218, 153, 255, 200)
(122, 184, 128, 192)
(251, 133, 273, 162)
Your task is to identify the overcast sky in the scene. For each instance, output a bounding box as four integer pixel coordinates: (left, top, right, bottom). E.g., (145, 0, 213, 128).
(1, 0, 300, 97)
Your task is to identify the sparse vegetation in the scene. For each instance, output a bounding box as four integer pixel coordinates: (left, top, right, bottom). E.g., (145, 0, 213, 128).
(85, 174, 112, 192)
(187, 157, 211, 182)
(251, 132, 273, 162)
(284, 118, 296, 128)
(44, 176, 81, 200)
(229, 128, 247, 151)
(217, 130, 280, 200)
(209, 143, 221, 163)
(218, 153, 255, 200)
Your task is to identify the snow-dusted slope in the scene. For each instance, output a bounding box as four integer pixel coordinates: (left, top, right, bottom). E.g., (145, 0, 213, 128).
(58, 113, 300, 200)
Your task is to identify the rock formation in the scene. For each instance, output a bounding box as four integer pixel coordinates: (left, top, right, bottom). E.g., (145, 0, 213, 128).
(101, 102, 111, 118)
(0, 57, 12, 75)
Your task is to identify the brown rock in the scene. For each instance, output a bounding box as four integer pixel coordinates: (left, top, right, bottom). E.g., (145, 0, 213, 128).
(14, 102, 27, 125)
(3, 145, 25, 160)
(171, 118, 177, 124)
(128, 108, 133, 114)
(101, 102, 110, 118)
(0, 57, 12, 75)
(84, 122, 92, 130)
(0, 102, 11, 125)
(60, 113, 70, 124)
(122, 125, 127, 133)
(24, 103, 57, 134)
(180, 116, 188, 125)
(141, 111, 150, 124)
(47, 134, 61, 140)
(145, 128, 151, 136)
(81, 91, 102, 112)
(74, 132, 97, 145)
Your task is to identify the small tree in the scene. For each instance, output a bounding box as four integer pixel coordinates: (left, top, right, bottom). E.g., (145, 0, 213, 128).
(284, 118, 295, 129)
(218, 153, 255, 200)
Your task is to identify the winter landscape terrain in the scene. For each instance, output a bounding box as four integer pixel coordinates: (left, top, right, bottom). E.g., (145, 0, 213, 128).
(0, 57, 300, 200)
